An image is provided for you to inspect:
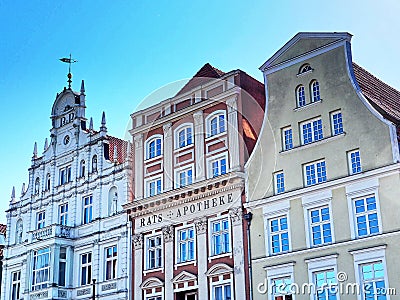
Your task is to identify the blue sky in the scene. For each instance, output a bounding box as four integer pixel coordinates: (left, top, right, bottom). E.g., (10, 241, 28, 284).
(1, 0, 399, 223)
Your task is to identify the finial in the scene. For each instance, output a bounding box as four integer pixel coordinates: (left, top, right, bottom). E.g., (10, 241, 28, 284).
(59, 54, 78, 89)
(113, 145, 118, 162)
(33, 142, 38, 158)
(89, 117, 93, 131)
(80, 80, 85, 94)
(21, 183, 25, 195)
(44, 138, 48, 151)
(101, 111, 106, 126)
(11, 186, 15, 201)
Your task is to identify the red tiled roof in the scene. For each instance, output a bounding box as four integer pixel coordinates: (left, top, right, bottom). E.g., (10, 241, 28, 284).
(175, 63, 225, 96)
(353, 63, 400, 123)
(108, 136, 130, 164)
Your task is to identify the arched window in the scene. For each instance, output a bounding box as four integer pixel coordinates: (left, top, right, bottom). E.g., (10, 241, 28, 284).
(296, 85, 306, 107)
(108, 186, 118, 216)
(310, 80, 321, 102)
(45, 173, 51, 191)
(146, 136, 162, 159)
(92, 155, 98, 173)
(207, 111, 226, 137)
(34, 178, 40, 194)
(299, 64, 312, 74)
(176, 125, 193, 148)
(80, 160, 86, 177)
(15, 219, 23, 244)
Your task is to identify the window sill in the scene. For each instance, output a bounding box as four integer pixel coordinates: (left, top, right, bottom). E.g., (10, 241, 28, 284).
(294, 99, 322, 111)
(144, 155, 163, 164)
(174, 260, 196, 270)
(143, 267, 163, 275)
(280, 132, 346, 155)
(174, 143, 194, 153)
(208, 252, 232, 262)
(205, 131, 227, 142)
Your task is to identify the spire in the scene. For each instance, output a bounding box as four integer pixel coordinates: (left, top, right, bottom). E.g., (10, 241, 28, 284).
(80, 80, 85, 94)
(33, 142, 38, 158)
(100, 111, 107, 136)
(89, 117, 93, 131)
(44, 138, 48, 151)
(21, 183, 25, 196)
(113, 145, 118, 162)
(11, 186, 15, 201)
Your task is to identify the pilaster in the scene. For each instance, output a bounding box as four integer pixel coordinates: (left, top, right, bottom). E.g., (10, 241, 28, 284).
(134, 134, 144, 200)
(226, 97, 241, 171)
(163, 123, 173, 191)
(162, 225, 174, 300)
(193, 111, 205, 181)
(133, 233, 143, 300)
(194, 217, 208, 299)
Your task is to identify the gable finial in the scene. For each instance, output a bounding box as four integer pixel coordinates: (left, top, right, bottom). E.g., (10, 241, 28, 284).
(100, 111, 107, 134)
(33, 142, 38, 158)
(80, 79, 85, 94)
(89, 117, 94, 131)
(59, 54, 78, 89)
(11, 186, 15, 201)
(44, 138, 48, 151)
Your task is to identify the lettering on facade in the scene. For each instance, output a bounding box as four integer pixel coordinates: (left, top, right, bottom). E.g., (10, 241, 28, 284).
(138, 193, 234, 228)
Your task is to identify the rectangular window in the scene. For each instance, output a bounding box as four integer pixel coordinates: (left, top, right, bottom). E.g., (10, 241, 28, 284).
(301, 118, 323, 145)
(213, 283, 231, 300)
(360, 262, 386, 300)
(354, 195, 379, 237)
(331, 111, 344, 135)
(80, 252, 92, 286)
(271, 277, 293, 300)
(274, 172, 285, 194)
(314, 270, 337, 300)
(59, 203, 68, 226)
(304, 160, 327, 186)
(105, 245, 117, 280)
(177, 227, 195, 263)
(59, 165, 72, 185)
(59, 247, 67, 286)
(282, 127, 293, 150)
(83, 195, 93, 224)
(11, 271, 21, 300)
(269, 216, 289, 254)
(146, 235, 162, 269)
(309, 206, 333, 246)
(37, 211, 45, 229)
(148, 178, 162, 197)
(211, 218, 230, 256)
(348, 150, 362, 175)
(32, 248, 50, 291)
(211, 157, 227, 178)
(178, 168, 193, 188)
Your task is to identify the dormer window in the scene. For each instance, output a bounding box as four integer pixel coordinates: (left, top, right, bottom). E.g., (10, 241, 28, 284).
(146, 136, 162, 159)
(299, 64, 312, 75)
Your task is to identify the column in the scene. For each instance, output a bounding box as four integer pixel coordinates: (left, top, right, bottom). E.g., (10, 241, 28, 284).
(162, 225, 174, 300)
(195, 217, 208, 299)
(163, 123, 173, 191)
(229, 207, 246, 300)
(226, 97, 241, 171)
(134, 134, 144, 200)
(193, 111, 205, 181)
(133, 234, 143, 300)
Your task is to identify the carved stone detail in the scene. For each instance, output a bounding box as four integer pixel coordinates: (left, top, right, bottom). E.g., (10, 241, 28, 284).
(163, 123, 172, 137)
(162, 225, 174, 242)
(193, 111, 204, 125)
(133, 233, 143, 249)
(134, 134, 143, 149)
(194, 217, 207, 234)
(226, 97, 238, 113)
(229, 207, 243, 225)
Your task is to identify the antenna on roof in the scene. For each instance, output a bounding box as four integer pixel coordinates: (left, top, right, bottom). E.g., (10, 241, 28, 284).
(59, 54, 78, 89)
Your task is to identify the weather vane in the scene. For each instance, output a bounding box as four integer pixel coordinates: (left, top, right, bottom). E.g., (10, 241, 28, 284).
(59, 54, 78, 89)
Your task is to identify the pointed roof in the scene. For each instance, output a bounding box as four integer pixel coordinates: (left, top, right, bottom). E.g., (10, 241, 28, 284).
(175, 63, 225, 96)
(353, 63, 400, 123)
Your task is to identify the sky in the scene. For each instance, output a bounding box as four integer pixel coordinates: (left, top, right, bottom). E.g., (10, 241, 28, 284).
(0, 0, 399, 224)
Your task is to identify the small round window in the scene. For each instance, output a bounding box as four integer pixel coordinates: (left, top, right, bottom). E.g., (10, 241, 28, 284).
(63, 135, 70, 145)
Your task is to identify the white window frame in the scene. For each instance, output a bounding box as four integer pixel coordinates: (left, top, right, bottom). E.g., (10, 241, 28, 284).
(352, 194, 381, 238)
(105, 245, 118, 280)
(207, 152, 229, 179)
(145, 233, 163, 270)
(83, 195, 93, 224)
(350, 245, 390, 300)
(212, 282, 233, 300)
(80, 252, 92, 286)
(264, 262, 295, 300)
(267, 215, 290, 255)
(58, 247, 67, 287)
(205, 110, 227, 138)
(282, 126, 293, 151)
(330, 110, 344, 136)
(79, 159, 86, 177)
(59, 165, 72, 185)
(145, 175, 163, 197)
(45, 173, 51, 191)
(11, 270, 21, 300)
(296, 85, 306, 107)
(59, 203, 68, 226)
(175, 164, 194, 188)
(348, 149, 362, 175)
(300, 117, 324, 145)
(175, 123, 194, 149)
(310, 80, 321, 102)
(32, 248, 50, 291)
(303, 159, 327, 186)
(145, 134, 163, 160)
(208, 216, 232, 259)
(36, 211, 45, 229)
(175, 225, 196, 265)
(274, 171, 285, 195)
